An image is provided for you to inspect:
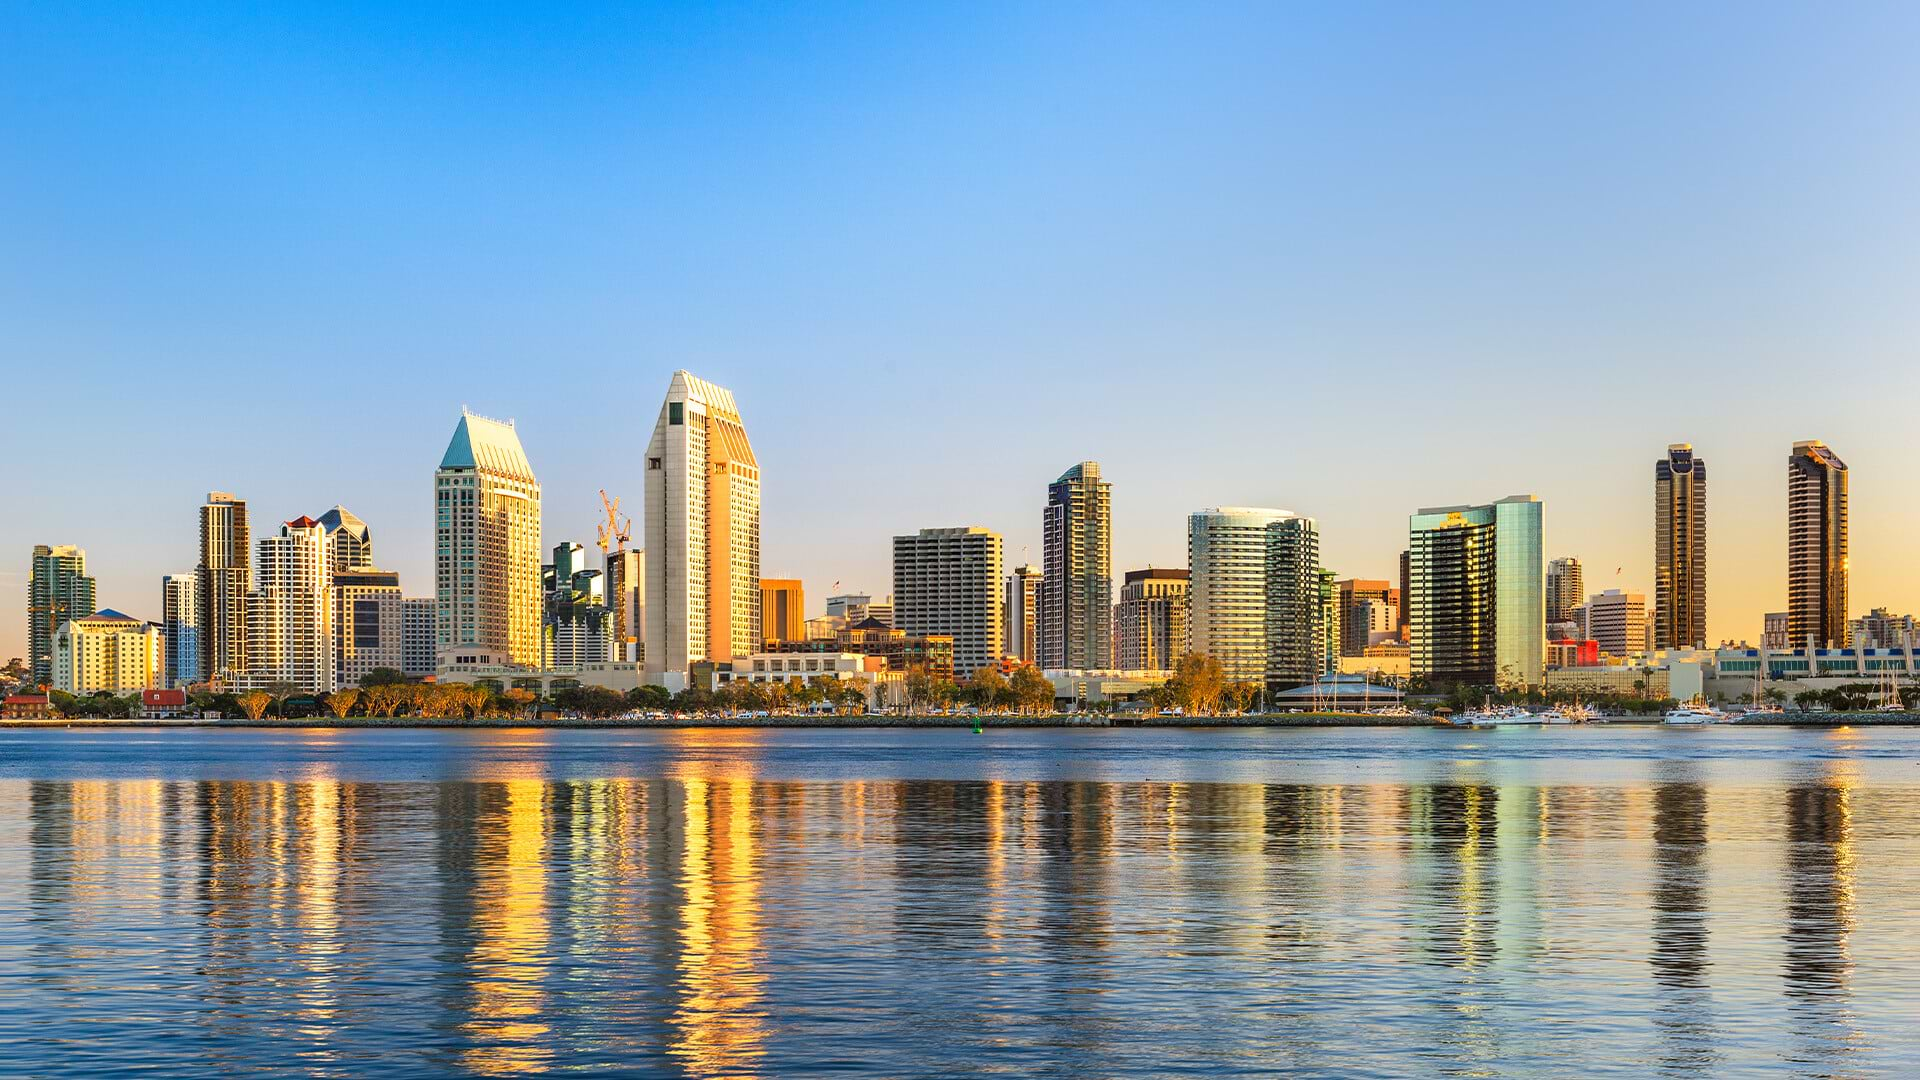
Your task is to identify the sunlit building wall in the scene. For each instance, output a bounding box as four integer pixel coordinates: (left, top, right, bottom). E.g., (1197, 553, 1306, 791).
(1654, 444, 1708, 649)
(435, 410, 543, 666)
(644, 371, 761, 690)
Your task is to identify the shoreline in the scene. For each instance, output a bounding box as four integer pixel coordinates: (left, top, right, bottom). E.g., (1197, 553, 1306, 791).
(2, 711, 1916, 729)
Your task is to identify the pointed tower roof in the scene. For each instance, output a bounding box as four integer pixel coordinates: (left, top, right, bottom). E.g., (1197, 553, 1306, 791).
(316, 505, 369, 541)
(440, 409, 537, 481)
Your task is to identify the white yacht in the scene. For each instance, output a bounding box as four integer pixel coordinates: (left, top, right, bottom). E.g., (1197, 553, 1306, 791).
(1663, 702, 1730, 725)
(1547, 702, 1599, 724)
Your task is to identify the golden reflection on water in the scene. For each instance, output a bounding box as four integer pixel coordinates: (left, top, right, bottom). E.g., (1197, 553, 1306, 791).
(460, 778, 552, 1076)
(669, 777, 768, 1076)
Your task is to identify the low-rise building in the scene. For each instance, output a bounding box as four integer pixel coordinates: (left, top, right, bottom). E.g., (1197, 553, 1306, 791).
(436, 659, 649, 696)
(1548, 639, 1601, 668)
(762, 619, 956, 679)
(137, 688, 191, 719)
(3, 694, 52, 720)
(1042, 669, 1172, 707)
(734, 652, 904, 709)
(1542, 666, 1672, 698)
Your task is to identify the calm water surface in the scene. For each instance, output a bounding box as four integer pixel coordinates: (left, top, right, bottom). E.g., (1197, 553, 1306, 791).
(1, 725, 1916, 1077)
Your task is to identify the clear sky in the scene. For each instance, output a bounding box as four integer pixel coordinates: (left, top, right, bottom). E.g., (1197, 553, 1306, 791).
(6, 2, 1920, 660)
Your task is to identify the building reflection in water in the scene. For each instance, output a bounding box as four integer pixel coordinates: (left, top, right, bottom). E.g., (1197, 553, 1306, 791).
(7, 742, 1920, 1077)
(1649, 775, 1717, 1072)
(1782, 763, 1863, 1069)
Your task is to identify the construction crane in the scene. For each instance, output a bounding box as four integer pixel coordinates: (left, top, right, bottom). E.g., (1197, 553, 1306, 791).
(595, 489, 632, 557)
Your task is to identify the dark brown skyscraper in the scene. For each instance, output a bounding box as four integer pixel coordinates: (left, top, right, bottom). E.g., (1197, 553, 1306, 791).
(1654, 444, 1707, 649)
(1786, 440, 1847, 648)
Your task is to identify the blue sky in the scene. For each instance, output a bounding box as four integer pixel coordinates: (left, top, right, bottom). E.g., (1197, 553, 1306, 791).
(6, 2, 1920, 657)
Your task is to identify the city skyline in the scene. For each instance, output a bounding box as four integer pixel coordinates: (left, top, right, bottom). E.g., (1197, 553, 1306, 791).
(5, 419, 1913, 662)
(7, 6, 1920, 658)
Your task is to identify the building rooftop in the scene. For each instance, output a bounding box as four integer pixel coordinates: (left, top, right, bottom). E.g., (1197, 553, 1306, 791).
(440, 409, 537, 480)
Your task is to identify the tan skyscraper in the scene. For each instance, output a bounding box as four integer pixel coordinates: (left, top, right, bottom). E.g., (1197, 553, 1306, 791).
(242, 516, 335, 692)
(761, 579, 804, 643)
(1787, 440, 1847, 647)
(644, 371, 760, 689)
(1654, 444, 1707, 649)
(197, 492, 251, 684)
(1115, 568, 1189, 671)
(435, 410, 543, 666)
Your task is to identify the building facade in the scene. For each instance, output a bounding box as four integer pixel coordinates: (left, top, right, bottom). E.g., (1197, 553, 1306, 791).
(402, 597, 437, 678)
(605, 549, 643, 663)
(760, 579, 804, 644)
(644, 371, 761, 690)
(1546, 557, 1584, 628)
(1114, 568, 1188, 672)
(197, 491, 251, 684)
(161, 572, 201, 688)
(436, 410, 543, 667)
(1336, 579, 1398, 656)
(1762, 611, 1790, 651)
(1004, 567, 1041, 663)
(28, 544, 96, 685)
(52, 610, 161, 694)
(334, 568, 404, 687)
(892, 527, 1003, 677)
(1654, 444, 1708, 649)
(1040, 461, 1113, 669)
(1787, 440, 1848, 648)
(1409, 496, 1543, 687)
(1585, 588, 1649, 657)
(1188, 508, 1300, 685)
(242, 516, 335, 693)
(1849, 608, 1917, 649)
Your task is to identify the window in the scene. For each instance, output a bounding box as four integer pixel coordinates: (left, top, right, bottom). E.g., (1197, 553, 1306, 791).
(669, 402, 683, 425)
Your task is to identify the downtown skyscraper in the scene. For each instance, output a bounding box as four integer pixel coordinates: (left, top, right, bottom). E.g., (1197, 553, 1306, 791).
(27, 544, 95, 685)
(242, 516, 335, 692)
(1653, 444, 1708, 649)
(436, 410, 543, 667)
(1005, 564, 1041, 664)
(161, 572, 201, 688)
(1040, 461, 1112, 669)
(1787, 440, 1848, 648)
(197, 491, 250, 684)
(1408, 496, 1543, 688)
(1545, 557, 1584, 628)
(643, 371, 760, 689)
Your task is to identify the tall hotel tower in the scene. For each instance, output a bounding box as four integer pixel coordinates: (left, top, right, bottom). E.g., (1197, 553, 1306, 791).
(197, 492, 251, 684)
(1408, 495, 1543, 688)
(1787, 440, 1848, 648)
(435, 410, 543, 666)
(644, 372, 760, 689)
(1653, 444, 1708, 649)
(1040, 461, 1113, 669)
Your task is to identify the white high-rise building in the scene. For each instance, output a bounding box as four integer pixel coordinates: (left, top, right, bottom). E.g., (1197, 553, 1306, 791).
(435, 410, 543, 667)
(161, 572, 202, 688)
(1188, 507, 1302, 685)
(401, 597, 437, 678)
(644, 371, 761, 690)
(241, 516, 334, 692)
(893, 527, 1004, 677)
(1585, 588, 1649, 657)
